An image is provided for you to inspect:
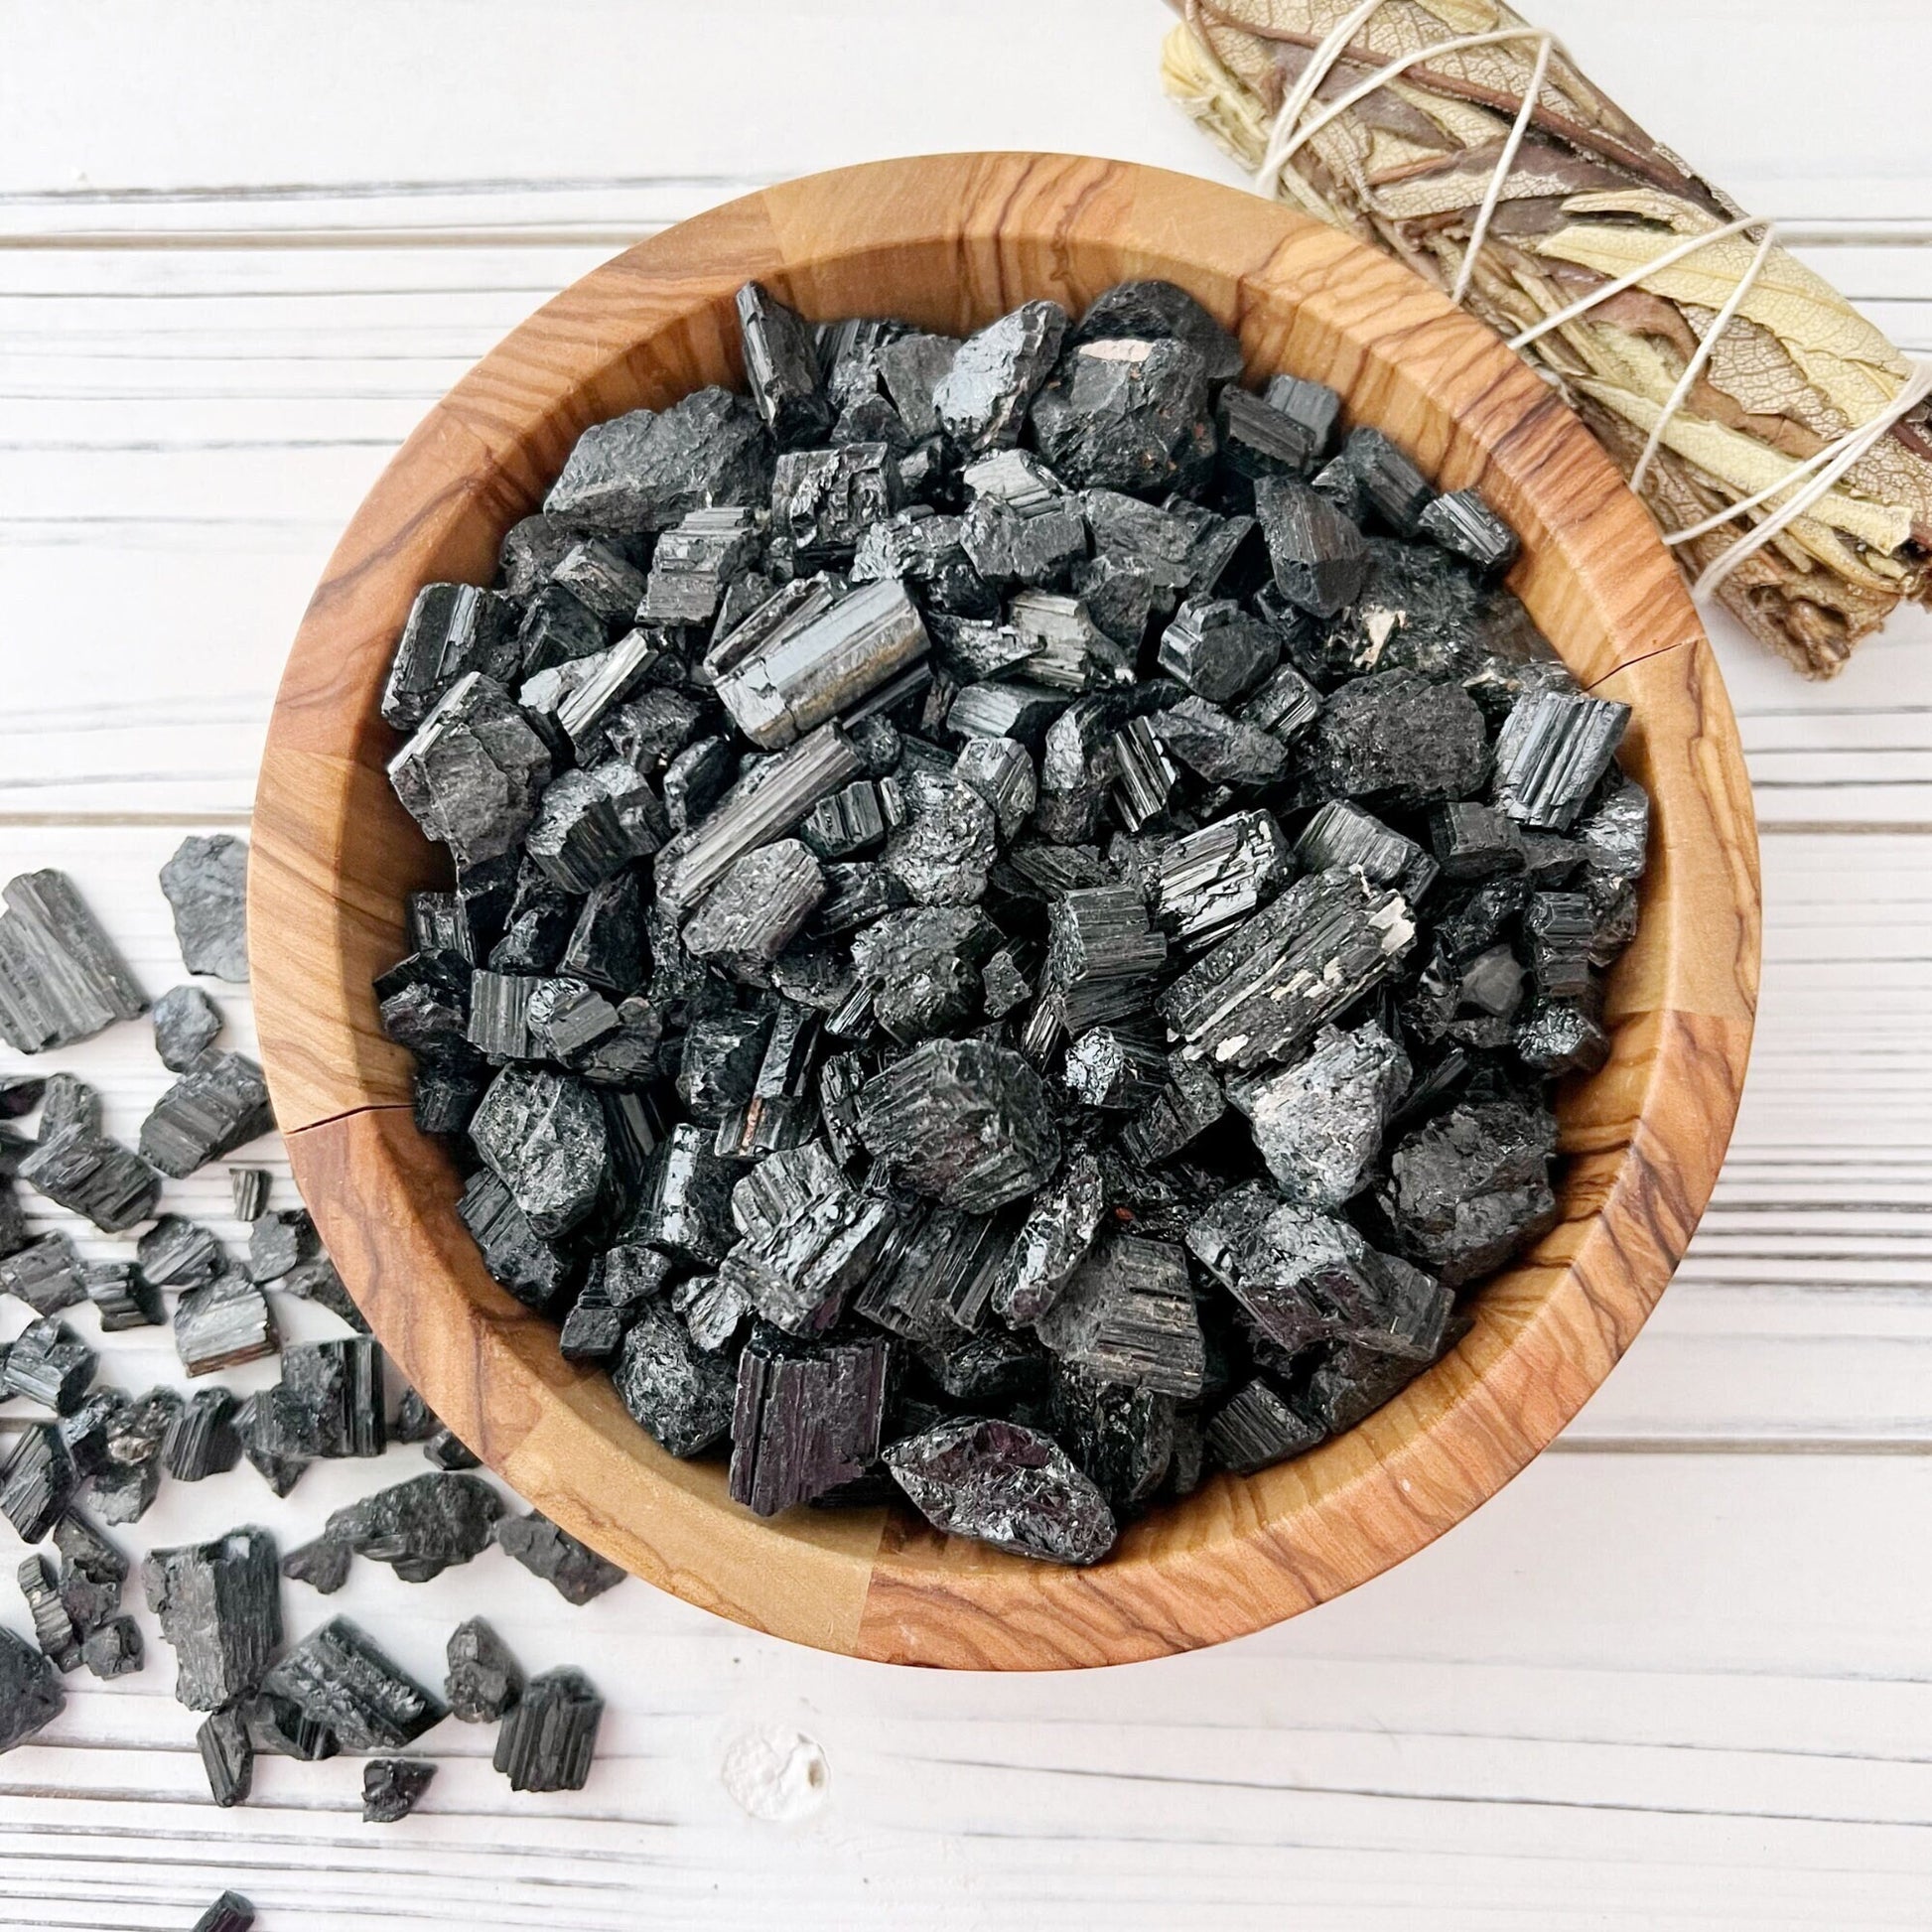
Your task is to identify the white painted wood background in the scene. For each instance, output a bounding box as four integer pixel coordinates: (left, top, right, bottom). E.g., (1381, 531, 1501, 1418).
(1, 3, 1929, 1926)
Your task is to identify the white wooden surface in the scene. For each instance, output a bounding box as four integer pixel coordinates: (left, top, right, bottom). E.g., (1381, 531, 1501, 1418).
(2, 3, 1930, 1926)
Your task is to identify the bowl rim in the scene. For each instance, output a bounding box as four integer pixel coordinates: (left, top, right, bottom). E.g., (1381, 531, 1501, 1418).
(251, 152, 1759, 1670)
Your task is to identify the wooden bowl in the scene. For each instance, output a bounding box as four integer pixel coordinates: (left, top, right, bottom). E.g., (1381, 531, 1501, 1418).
(252, 153, 1759, 1669)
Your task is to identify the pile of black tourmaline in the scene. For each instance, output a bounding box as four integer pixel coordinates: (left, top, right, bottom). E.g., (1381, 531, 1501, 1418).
(375, 279, 1647, 1567)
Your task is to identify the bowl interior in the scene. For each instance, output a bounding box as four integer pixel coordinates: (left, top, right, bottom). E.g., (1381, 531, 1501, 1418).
(252, 155, 1758, 1669)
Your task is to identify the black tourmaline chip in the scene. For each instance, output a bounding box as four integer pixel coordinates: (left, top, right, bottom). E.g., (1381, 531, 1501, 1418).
(1255, 477, 1369, 619)
(934, 302, 1067, 454)
(1070, 280, 1244, 384)
(1419, 487, 1519, 575)
(494, 1666, 603, 1792)
(857, 1038, 1059, 1212)
(323, 1472, 504, 1584)
(737, 282, 835, 448)
(729, 1326, 892, 1516)
(446, 1616, 523, 1723)
(3, 1316, 95, 1412)
(19, 1124, 159, 1232)
(1029, 336, 1215, 496)
(364, 1756, 438, 1824)
(261, 1617, 447, 1752)
(153, 982, 222, 1070)
(1034, 1231, 1205, 1397)
(994, 1151, 1106, 1326)
(614, 1301, 737, 1456)
(494, 1511, 626, 1604)
(175, 1274, 278, 1376)
(0, 869, 147, 1053)
(197, 1705, 253, 1807)
(470, 1064, 607, 1240)
(1377, 1098, 1559, 1286)
(80, 1616, 143, 1680)
(160, 835, 251, 982)
(1229, 1020, 1410, 1208)
(164, 1387, 243, 1480)
(19, 1553, 80, 1671)
(388, 674, 554, 870)
(1306, 670, 1489, 806)
(53, 1511, 126, 1635)
(142, 1527, 281, 1711)
(886, 1417, 1116, 1566)
(1491, 689, 1631, 831)
(0, 1231, 86, 1314)
(139, 1215, 224, 1291)
(0, 1623, 63, 1751)
(139, 1051, 275, 1177)
(1206, 1379, 1324, 1474)
(191, 1893, 256, 1932)
(281, 1533, 352, 1595)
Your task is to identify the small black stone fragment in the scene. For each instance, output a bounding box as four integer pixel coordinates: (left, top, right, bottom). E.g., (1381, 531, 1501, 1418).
(0, 1623, 63, 1752)
(138, 1215, 224, 1291)
(614, 1300, 737, 1456)
(191, 1892, 257, 1932)
(446, 1616, 523, 1724)
(494, 1665, 604, 1792)
(1206, 1379, 1324, 1474)
(364, 1756, 438, 1824)
(19, 1123, 160, 1232)
(174, 1274, 278, 1377)
(260, 1616, 447, 1752)
(1490, 689, 1630, 831)
(80, 1615, 143, 1680)
(0, 869, 147, 1053)
(494, 1511, 627, 1604)
(0, 1231, 86, 1314)
(729, 1326, 892, 1516)
(197, 1705, 253, 1807)
(324, 1472, 504, 1584)
(160, 834, 251, 982)
(142, 1527, 281, 1711)
(886, 1416, 1116, 1565)
(138, 1050, 275, 1178)
(163, 1387, 243, 1480)
(3, 1316, 95, 1413)
(1419, 487, 1519, 574)
(153, 982, 222, 1070)
(1256, 476, 1369, 618)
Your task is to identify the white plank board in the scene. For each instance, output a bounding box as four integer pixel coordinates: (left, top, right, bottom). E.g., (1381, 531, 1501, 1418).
(1, 1, 1930, 1926)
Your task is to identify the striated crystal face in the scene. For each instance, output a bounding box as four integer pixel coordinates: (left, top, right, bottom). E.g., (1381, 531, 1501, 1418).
(365, 276, 1648, 1567)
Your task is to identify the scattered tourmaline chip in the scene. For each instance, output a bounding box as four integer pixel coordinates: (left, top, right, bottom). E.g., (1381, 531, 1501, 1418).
(160, 834, 251, 982)
(493, 1511, 626, 1604)
(446, 1616, 523, 1724)
(363, 1756, 437, 1824)
(493, 1665, 603, 1792)
(142, 1527, 282, 1712)
(260, 1616, 447, 1752)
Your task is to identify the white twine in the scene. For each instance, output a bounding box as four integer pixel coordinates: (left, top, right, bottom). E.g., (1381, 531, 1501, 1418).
(1240, 1, 1931, 598)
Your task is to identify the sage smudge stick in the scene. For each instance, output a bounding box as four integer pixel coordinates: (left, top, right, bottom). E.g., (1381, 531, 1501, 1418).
(1163, 0, 1932, 677)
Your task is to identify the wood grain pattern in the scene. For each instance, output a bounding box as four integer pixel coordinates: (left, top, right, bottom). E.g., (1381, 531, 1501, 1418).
(251, 152, 1760, 1669)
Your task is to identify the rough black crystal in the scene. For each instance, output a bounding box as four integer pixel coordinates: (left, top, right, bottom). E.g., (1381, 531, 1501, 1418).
(886, 1417, 1115, 1565)
(494, 1665, 603, 1792)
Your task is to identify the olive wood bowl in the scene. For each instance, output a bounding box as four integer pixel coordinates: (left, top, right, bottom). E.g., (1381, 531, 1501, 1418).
(252, 153, 1760, 1670)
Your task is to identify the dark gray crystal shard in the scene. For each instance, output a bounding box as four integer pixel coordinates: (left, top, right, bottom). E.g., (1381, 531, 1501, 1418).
(244, 1686, 338, 1761)
(994, 1150, 1106, 1325)
(1185, 1186, 1376, 1356)
(80, 1615, 142, 1680)
(363, 1756, 437, 1824)
(20, 1121, 160, 1231)
(447, 1616, 522, 1723)
(1029, 336, 1214, 495)
(470, 1064, 606, 1239)
(1326, 426, 1435, 534)
(1161, 868, 1415, 1074)
(1491, 690, 1632, 831)
(858, 1038, 1059, 1212)
(1155, 810, 1295, 944)
(1071, 280, 1243, 384)
(663, 737, 736, 834)
(886, 1416, 1115, 1566)
(1308, 670, 1490, 806)
(191, 1893, 257, 1932)
(0, 1075, 41, 1118)
(494, 1665, 603, 1792)
(874, 330, 959, 437)
(1033, 1231, 1204, 1398)
(0, 869, 147, 1052)
(153, 983, 222, 1071)
(52, 1511, 126, 1633)
(495, 1511, 625, 1604)
(1106, 715, 1182, 835)
(801, 779, 888, 859)
(1429, 799, 1526, 881)
(1218, 382, 1326, 480)
(1, 1424, 73, 1542)
(677, 1012, 771, 1122)
(382, 582, 520, 732)
(947, 679, 1070, 749)
(4, 1316, 95, 1413)
(140, 1215, 224, 1291)
(658, 721, 862, 910)
(1231, 1020, 1410, 1207)
(1295, 799, 1438, 901)
(139, 1050, 274, 1178)
(1062, 1025, 1168, 1112)
(636, 1122, 738, 1267)
(882, 768, 999, 907)
(682, 838, 825, 973)
(1523, 890, 1595, 998)
(1256, 476, 1369, 619)
(729, 1327, 891, 1515)
(720, 1142, 898, 1336)
(614, 1299, 737, 1455)
(244, 1339, 384, 1461)
(1157, 597, 1280, 703)
(770, 442, 899, 568)
(1514, 994, 1608, 1075)
(545, 386, 770, 531)
(524, 768, 642, 895)
(282, 1533, 352, 1594)
(83, 1260, 160, 1332)
(1303, 1339, 1427, 1434)
(958, 449, 1088, 586)
(142, 1527, 281, 1711)
(159, 834, 251, 983)
(952, 736, 1037, 842)
(261, 1616, 447, 1752)
(933, 301, 1067, 454)
(0, 1231, 86, 1314)
(717, 577, 929, 749)
(0, 1623, 63, 1753)
(853, 1202, 1009, 1340)
(1378, 1098, 1559, 1286)
(174, 1274, 277, 1376)
(459, 1169, 572, 1309)
(388, 673, 554, 869)
(19, 1553, 80, 1671)
(639, 507, 762, 624)
(321, 1472, 504, 1584)
(197, 1704, 253, 1806)
(736, 281, 835, 447)
(1047, 885, 1168, 1025)
(1419, 487, 1518, 574)
(1206, 1379, 1324, 1473)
